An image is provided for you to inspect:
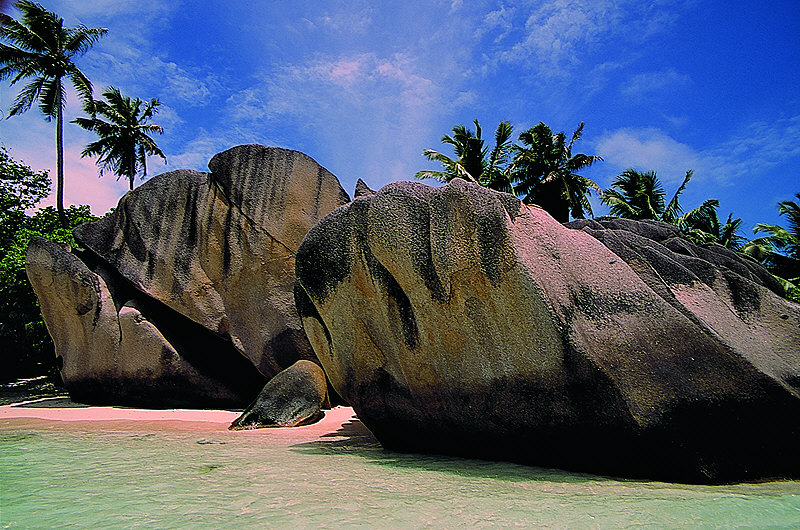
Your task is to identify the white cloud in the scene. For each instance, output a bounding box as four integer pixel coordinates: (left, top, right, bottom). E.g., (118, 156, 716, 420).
(595, 127, 704, 185)
(702, 115, 800, 182)
(316, 7, 373, 33)
(85, 51, 217, 107)
(596, 115, 800, 187)
(51, 0, 178, 21)
(166, 129, 232, 172)
(489, 0, 692, 79)
(475, 5, 516, 42)
(224, 52, 442, 185)
(621, 68, 692, 100)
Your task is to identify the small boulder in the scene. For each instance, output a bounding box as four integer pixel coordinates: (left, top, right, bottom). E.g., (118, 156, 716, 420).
(354, 178, 376, 198)
(230, 360, 329, 429)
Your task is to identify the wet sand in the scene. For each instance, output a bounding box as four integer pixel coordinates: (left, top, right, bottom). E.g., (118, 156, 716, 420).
(0, 398, 360, 436)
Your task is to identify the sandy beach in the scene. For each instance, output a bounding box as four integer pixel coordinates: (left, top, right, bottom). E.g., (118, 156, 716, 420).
(0, 398, 360, 437)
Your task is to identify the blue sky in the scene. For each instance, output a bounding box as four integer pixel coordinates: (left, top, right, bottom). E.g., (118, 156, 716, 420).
(1, 0, 798, 233)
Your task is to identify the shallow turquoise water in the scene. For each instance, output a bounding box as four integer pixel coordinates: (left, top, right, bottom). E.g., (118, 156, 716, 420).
(2, 418, 799, 528)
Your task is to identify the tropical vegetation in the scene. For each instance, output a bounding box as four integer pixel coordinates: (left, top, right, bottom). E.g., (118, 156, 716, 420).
(743, 194, 800, 301)
(415, 119, 515, 193)
(74, 86, 166, 190)
(418, 119, 799, 303)
(600, 168, 745, 249)
(510, 122, 603, 222)
(0, 148, 96, 381)
(0, 0, 107, 228)
(417, 120, 602, 222)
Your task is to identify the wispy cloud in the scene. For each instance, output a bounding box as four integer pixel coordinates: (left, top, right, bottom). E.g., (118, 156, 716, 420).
(166, 129, 233, 172)
(595, 127, 702, 185)
(225, 52, 442, 185)
(475, 5, 516, 42)
(596, 115, 800, 186)
(621, 68, 692, 100)
(702, 115, 800, 183)
(315, 7, 373, 33)
(51, 0, 178, 21)
(484, 0, 692, 80)
(85, 51, 219, 107)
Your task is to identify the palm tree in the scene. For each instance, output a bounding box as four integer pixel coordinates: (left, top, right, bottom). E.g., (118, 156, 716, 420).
(601, 168, 697, 223)
(718, 214, 747, 250)
(0, 1, 107, 227)
(73, 87, 166, 190)
(600, 169, 665, 220)
(743, 193, 800, 299)
(675, 201, 746, 249)
(510, 122, 602, 222)
(602, 168, 748, 250)
(415, 119, 515, 193)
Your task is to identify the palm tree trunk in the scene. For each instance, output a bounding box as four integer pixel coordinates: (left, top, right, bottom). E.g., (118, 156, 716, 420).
(129, 150, 135, 190)
(56, 84, 67, 229)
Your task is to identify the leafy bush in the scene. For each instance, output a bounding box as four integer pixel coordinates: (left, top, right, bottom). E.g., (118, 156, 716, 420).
(0, 148, 98, 382)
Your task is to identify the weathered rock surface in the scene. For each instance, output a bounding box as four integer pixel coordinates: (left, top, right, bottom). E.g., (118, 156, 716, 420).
(354, 178, 376, 198)
(27, 145, 349, 408)
(26, 237, 264, 407)
(230, 360, 329, 429)
(74, 146, 350, 378)
(295, 178, 800, 483)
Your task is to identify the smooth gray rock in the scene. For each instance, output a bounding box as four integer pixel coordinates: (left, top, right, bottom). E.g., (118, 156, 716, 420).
(230, 360, 329, 429)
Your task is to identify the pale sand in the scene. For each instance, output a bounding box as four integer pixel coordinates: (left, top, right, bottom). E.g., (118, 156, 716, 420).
(0, 400, 359, 436)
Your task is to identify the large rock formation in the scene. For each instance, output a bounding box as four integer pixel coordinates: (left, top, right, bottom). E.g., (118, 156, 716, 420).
(26, 238, 264, 407)
(27, 145, 350, 407)
(294, 178, 800, 483)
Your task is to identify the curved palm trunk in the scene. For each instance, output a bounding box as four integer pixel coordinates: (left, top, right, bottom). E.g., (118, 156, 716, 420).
(56, 84, 67, 229)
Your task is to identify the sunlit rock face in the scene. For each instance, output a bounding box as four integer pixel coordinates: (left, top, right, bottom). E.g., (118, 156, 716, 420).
(295, 178, 800, 483)
(27, 145, 350, 408)
(26, 237, 264, 408)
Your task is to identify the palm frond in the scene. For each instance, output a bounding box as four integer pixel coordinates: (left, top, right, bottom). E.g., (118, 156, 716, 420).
(753, 223, 797, 251)
(37, 76, 62, 119)
(719, 213, 745, 250)
(67, 66, 94, 105)
(413, 170, 453, 182)
(663, 169, 693, 223)
(601, 189, 639, 218)
(7, 75, 45, 116)
(64, 25, 108, 55)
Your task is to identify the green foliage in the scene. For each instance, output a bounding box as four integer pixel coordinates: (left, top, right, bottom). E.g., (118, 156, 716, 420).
(743, 193, 800, 300)
(0, 146, 50, 250)
(415, 119, 515, 193)
(601, 168, 693, 222)
(0, 149, 97, 382)
(0, 0, 107, 227)
(511, 121, 603, 222)
(416, 119, 602, 222)
(601, 168, 745, 250)
(73, 86, 166, 190)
